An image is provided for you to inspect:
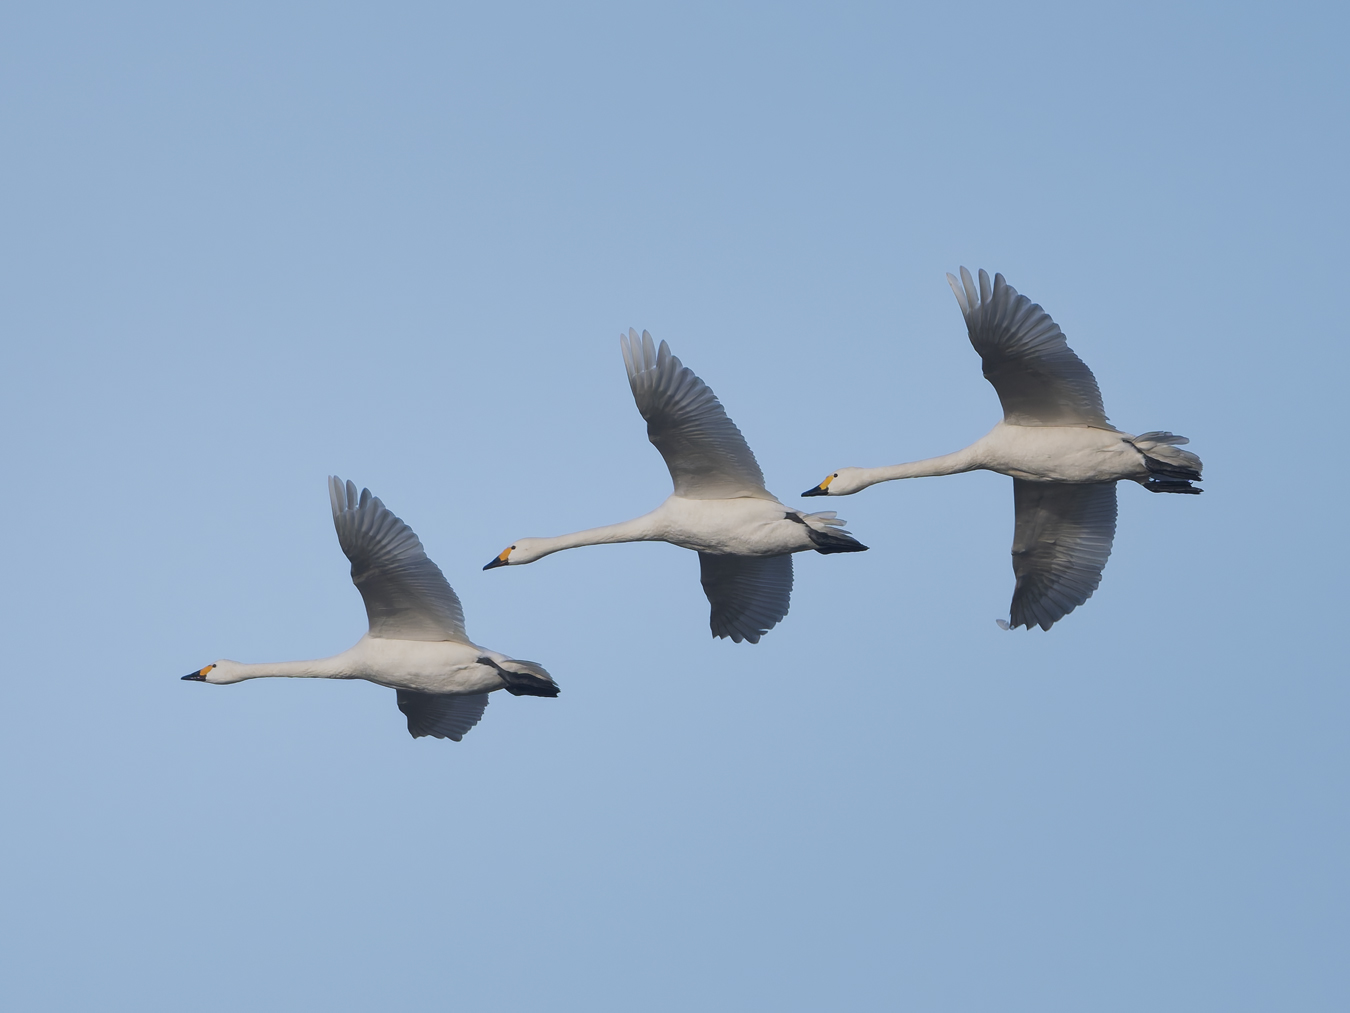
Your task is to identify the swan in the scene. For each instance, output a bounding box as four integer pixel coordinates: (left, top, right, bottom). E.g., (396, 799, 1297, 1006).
(485, 329, 868, 643)
(182, 477, 559, 740)
(803, 268, 1203, 631)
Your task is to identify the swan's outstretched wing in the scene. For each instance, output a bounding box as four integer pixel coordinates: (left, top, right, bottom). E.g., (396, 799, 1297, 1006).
(621, 329, 773, 500)
(396, 690, 489, 741)
(1008, 479, 1117, 630)
(698, 552, 793, 644)
(329, 476, 469, 642)
(948, 268, 1110, 427)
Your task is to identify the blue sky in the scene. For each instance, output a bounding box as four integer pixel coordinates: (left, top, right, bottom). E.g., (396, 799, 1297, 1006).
(1, 2, 1345, 1010)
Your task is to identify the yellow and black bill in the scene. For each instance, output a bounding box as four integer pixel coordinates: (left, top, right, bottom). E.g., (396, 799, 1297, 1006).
(801, 475, 834, 497)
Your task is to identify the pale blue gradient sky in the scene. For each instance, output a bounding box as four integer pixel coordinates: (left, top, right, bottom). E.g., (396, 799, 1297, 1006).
(1, 2, 1346, 1010)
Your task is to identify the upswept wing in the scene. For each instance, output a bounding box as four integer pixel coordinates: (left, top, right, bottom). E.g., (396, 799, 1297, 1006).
(698, 552, 793, 644)
(396, 690, 489, 741)
(621, 329, 773, 500)
(329, 476, 468, 642)
(1008, 479, 1117, 631)
(948, 267, 1109, 427)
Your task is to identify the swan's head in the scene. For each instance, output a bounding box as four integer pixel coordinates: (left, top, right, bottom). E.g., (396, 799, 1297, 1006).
(802, 467, 866, 497)
(181, 660, 246, 685)
(483, 538, 549, 569)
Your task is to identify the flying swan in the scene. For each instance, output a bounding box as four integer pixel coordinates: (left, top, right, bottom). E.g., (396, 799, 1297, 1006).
(803, 268, 1203, 631)
(485, 330, 868, 643)
(182, 477, 559, 740)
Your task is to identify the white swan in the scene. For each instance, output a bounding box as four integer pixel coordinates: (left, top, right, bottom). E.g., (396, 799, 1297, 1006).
(803, 268, 1203, 631)
(182, 477, 559, 740)
(485, 329, 867, 643)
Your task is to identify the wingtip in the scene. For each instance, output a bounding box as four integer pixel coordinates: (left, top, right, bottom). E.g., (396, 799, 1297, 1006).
(957, 266, 979, 315)
(946, 272, 968, 315)
(641, 329, 657, 370)
(621, 329, 676, 377)
(620, 331, 636, 379)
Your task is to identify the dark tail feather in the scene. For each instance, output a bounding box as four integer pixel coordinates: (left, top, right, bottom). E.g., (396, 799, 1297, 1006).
(481, 657, 561, 698)
(500, 671, 560, 697)
(1141, 478, 1203, 495)
(1142, 457, 1203, 482)
(1125, 433, 1203, 483)
(785, 510, 869, 554)
(807, 527, 869, 554)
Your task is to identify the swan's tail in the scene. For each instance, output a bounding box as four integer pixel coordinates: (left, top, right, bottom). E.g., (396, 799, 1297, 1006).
(790, 511, 870, 554)
(496, 659, 560, 698)
(1127, 432, 1203, 494)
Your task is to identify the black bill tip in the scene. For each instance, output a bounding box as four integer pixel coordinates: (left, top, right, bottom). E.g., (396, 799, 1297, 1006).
(182, 671, 206, 681)
(483, 557, 508, 570)
(801, 485, 829, 497)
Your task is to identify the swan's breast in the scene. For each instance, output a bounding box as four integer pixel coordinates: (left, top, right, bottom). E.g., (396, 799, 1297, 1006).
(979, 424, 1146, 483)
(347, 637, 503, 693)
(656, 496, 809, 555)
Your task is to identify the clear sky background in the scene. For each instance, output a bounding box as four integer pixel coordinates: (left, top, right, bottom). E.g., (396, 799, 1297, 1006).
(1, 2, 1345, 1010)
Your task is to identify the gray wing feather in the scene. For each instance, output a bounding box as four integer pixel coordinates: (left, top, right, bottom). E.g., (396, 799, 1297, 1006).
(698, 553, 793, 644)
(1008, 479, 1117, 630)
(396, 690, 489, 741)
(329, 476, 469, 642)
(621, 329, 772, 500)
(948, 268, 1109, 427)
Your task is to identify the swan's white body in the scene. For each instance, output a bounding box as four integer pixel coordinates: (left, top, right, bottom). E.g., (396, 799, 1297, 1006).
(488, 331, 867, 643)
(184, 477, 559, 741)
(806, 268, 1203, 631)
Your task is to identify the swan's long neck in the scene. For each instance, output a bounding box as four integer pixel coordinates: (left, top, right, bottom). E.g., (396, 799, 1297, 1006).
(530, 513, 662, 558)
(221, 654, 354, 683)
(853, 448, 980, 489)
